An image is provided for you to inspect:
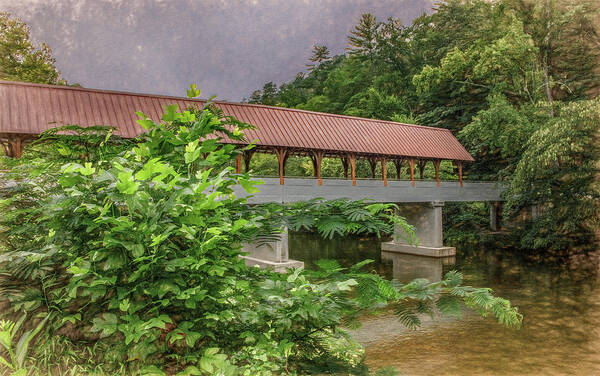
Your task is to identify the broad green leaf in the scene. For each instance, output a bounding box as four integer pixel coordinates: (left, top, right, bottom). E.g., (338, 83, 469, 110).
(91, 313, 118, 337)
(78, 162, 95, 176)
(143, 315, 172, 330)
(186, 84, 201, 98)
(239, 178, 262, 194)
(136, 111, 155, 130)
(176, 366, 202, 376)
(337, 279, 358, 291)
(139, 365, 166, 376)
(15, 315, 48, 367)
(162, 104, 179, 122)
(0, 331, 11, 350)
(116, 171, 139, 194)
(119, 299, 130, 312)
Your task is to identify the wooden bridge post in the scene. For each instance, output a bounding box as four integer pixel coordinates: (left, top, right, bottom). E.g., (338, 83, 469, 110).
(235, 154, 242, 173)
(274, 147, 287, 185)
(1, 134, 30, 158)
(349, 154, 357, 186)
(381, 158, 387, 186)
(433, 160, 441, 187)
(311, 150, 324, 186)
(409, 158, 415, 187)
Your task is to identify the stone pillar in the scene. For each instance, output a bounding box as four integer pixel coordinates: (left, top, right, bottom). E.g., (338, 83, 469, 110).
(241, 227, 304, 272)
(381, 201, 455, 257)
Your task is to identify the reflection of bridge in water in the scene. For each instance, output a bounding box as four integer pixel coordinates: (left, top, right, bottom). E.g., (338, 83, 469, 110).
(288, 233, 456, 283)
(381, 252, 455, 283)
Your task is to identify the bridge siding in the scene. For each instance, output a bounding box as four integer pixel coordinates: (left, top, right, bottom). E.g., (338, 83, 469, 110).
(233, 178, 504, 204)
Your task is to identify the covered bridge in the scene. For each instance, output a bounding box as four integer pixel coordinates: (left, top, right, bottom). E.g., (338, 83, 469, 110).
(0, 80, 473, 186)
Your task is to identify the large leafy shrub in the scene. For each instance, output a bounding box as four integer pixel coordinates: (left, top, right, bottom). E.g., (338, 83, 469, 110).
(0, 88, 521, 374)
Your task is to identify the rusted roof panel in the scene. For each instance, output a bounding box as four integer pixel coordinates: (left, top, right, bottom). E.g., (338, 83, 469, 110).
(0, 81, 474, 161)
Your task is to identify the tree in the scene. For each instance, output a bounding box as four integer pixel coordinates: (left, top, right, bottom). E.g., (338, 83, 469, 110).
(247, 81, 278, 106)
(346, 13, 380, 63)
(306, 44, 331, 71)
(506, 0, 600, 102)
(506, 99, 600, 252)
(0, 12, 62, 84)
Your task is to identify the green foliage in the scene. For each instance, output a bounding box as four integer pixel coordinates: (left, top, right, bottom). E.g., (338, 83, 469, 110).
(306, 44, 331, 72)
(252, 199, 413, 242)
(0, 86, 522, 374)
(346, 13, 380, 62)
(443, 202, 491, 247)
(459, 94, 545, 180)
(0, 314, 48, 375)
(246, 0, 600, 252)
(506, 99, 600, 252)
(0, 12, 63, 84)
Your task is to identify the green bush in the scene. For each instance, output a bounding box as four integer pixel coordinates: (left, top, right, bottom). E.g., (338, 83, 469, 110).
(0, 87, 521, 375)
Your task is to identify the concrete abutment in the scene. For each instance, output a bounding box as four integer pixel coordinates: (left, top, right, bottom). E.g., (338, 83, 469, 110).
(241, 227, 304, 272)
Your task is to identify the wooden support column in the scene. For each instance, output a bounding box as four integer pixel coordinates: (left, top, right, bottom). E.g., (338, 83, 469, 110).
(341, 156, 349, 179)
(274, 147, 287, 185)
(433, 160, 441, 187)
(283, 153, 290, 176)
(311, 150, 325, 185)
(0, 141, 10, 157)
(458, 161, 463, 188)
(418, 160, 427, 180)
(235, 154, 242, 174)
(349, 154, 357, 186)
(381, 158, 387, 187)
(409, 158, 415, 187)
(394, 159, 403, 180)
(369, 158, 377, 179)
(243, 150, 254, 172)
(1, 135, 27, 158)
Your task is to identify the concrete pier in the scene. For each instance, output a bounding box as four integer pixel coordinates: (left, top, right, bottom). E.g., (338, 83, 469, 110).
(381, 201, 456, 257)
(241, 227, 304, 272)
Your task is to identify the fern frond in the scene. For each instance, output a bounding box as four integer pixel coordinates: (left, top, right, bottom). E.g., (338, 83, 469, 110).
(393, 301, 421, 329)
(436, 295, 462, 317)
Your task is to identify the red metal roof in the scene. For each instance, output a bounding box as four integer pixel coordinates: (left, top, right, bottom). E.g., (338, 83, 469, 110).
(0, 80, 474, 161)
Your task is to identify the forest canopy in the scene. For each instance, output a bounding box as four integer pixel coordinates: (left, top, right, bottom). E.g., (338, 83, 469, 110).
(247, 0, 600, 253)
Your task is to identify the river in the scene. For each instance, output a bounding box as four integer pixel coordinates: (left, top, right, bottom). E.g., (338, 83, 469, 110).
(289, 233, 600, 376)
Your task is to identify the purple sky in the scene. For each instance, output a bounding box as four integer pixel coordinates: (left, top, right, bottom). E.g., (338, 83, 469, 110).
(1, 0, 433, 101)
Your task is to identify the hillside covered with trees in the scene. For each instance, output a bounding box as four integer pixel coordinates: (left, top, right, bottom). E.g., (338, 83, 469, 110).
(247, 0, 600, 254)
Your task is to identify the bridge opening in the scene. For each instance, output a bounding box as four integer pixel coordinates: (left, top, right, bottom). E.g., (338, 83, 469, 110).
(234, 147, 464, 188)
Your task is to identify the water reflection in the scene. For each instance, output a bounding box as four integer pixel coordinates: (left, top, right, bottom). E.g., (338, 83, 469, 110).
(381, 251, 455, 283)
(289, 232, 600, 376)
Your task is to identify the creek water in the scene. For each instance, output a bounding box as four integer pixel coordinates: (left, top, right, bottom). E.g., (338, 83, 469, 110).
(289, 233, 600, 376)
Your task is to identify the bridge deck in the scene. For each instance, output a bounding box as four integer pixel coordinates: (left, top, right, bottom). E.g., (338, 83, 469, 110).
(234, 177, 504, 204)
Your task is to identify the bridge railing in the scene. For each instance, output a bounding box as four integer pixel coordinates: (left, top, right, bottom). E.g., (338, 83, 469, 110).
(247, 175, 502, 184)
(232, 177, 506, 204)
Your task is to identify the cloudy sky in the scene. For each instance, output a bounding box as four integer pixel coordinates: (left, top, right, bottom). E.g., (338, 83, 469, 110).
(1, 0, 434, 101)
